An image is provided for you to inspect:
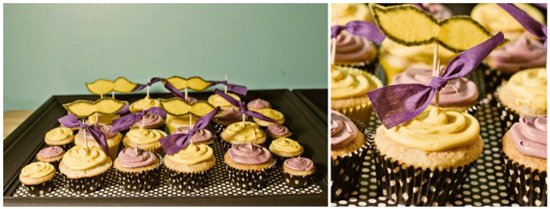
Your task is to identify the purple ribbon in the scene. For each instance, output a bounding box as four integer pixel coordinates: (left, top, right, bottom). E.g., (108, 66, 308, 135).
(133, 77, 192, 101)
(116, 103, 130, 115)
(111, 107, 166, 132)
(209, 80, 248, 95)
(331, 21, 385, 44)
(58, 114, 109, 157)
(213, 89, 277, 123)
(498, 3, 547, 48)
(367, 32, 505, 128)
(160, 107, 220, 155)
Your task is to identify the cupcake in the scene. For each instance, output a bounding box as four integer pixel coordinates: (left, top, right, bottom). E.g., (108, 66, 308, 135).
(332, 32, 378, 73)
(213, 107, 248, 133)
(35, 146, 65, 168)
(129, 97, 161, 113)
(164, 143, 216, 191)
(283, 157, 316, 189)
(114, 147, 161, 192)
(87, 112, 120, 125)
(224, 143, 276, 190)
(330, 110, 369, 200)
(502, 116, 547, 206)
(75, 124, 122, 159)
(330, 66, 382, 124)
(122, 128, 167, 154)
(331, 3, 373, 25)
(266, 124, 292, 140)
(496, 68, 547, 130)
(373, 106, 483, 206)
(59, 146, 113, 193)
(471, 3, 545, 40)
(392, 64, 480, 114)
(44, 127, 75, 150)
(247, 98, 271, 112)
(173, 126, 214, 145)
(207, 92, 241, 110)
(269, 137, 304, 163)
(252, 108, 285, 127)
(19, 162, 56, 196)
(131, 112, 166, 129)
(220, 121, 266, 149)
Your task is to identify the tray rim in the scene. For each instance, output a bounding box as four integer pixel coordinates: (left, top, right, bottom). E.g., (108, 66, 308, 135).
(292, 89, 327, 123)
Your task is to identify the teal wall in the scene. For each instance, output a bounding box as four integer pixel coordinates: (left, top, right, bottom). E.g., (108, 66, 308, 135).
(4, 4, 328, 110)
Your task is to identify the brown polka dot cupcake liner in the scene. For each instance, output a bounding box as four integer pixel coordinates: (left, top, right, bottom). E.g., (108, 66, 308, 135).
(503, 154, 547, 206)
(23, 179, 55, 196)
(114, 157, 162, 192)
(225, 160, 276, 191)
(480, 64, 510, 101)
(283, 171, 315, 189)
(165, 166, 213, 192)
(494, 96, 520, 133)
(63, 172, 107, 193)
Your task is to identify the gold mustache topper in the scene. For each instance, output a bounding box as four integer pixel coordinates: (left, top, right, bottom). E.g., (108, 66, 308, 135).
(85, 77, 139, 95)
(369, 4, 495, 52)
(160, 98, 215, 117)
(63, 98, 128, 117)
(165, 76, 213, 91)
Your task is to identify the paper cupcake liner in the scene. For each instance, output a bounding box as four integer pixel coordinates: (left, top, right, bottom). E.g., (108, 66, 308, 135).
(165, 166, 213, 192)
(503, 154, 547, 206)
(373, 149, 476, 206)
(115, 160, 162, 192)
(331, 120, 373, 200)
(495, 96, 520, 132)
(63, 172, 107, 193)
(283, 172, 314, 189)
(465, 101, 482, 117)
(225, 160, 276, 190)
(23, 179, 54, 196)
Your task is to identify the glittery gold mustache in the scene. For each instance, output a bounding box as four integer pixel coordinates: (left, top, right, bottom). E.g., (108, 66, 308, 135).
(63, 98, 128, 117)
(85, 77, 139, 95)
(164, 76, 213, 91)
(160, 98, 215, 117)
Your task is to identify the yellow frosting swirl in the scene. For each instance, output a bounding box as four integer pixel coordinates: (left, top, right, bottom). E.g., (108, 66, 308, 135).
(21, 162, 55, 179)
(269, 138, 303, 157)
(129, 97, 161, 113)
(45, 127, 74, 142)
(165, 143, 214, 165)
(221, 122, 266, 144)
(62, 146, 110, 170)
(208, 93, 240, 109)
(331, 66, 379, 99)
(385, 106, 480, 152)
(331, 3, 373, 25)
(254, 108, 285, 124)
(503, 68, 547, 115)
(126, 128, 167, 145)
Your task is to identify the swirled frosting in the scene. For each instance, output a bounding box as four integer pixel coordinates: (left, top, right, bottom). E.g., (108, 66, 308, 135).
(333, 32, 377, 64)
(165, 143, 214, 165)
(37, 146, 65, 159)
(77, 124, 118, 140)
(269, 138, 303, 156)
(129, 97, 161, 113)
(62, 146, 111, 171)
(488, 34, 547, 73)
(331, 3, 373, 25)
(331, 66, 379, 99)
(247, 98, 271, 110)
(207, 93, 241, 109)
(284, 157, 315, 172)
(221, 122, 266, 144)
(511, 116, 547, 159)
(385, 106, 480, 152)
(126, 128, 167, 145)
(45, 127, 73, 143)
(116, 147, 158, 168)
(472, 3, 545, 40)
(20, 162, 55, 179)
(134, 112, 165, 128)
(393, 66, 479, 107)
(227, 143, 271, 165)
(174, 127, 213, 144)
(215, 107, 248, 126)
(331, 110, 360, 149)
(255, 108, 284, 124)
(267, 124, 292, 138)
(501, 68, 547, 115)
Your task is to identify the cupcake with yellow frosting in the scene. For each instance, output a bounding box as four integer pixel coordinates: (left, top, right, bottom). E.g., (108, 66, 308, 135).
(44, 127, 75, 150)
(269, 137, 303, 163)
(86, 112, 120, 125)
(331, 3, 373, 25)
(122, 128, 167, 154)
(114, 147, 161, 192)
(207, 92, 241, 110)
(252, 108, 285, 127)
(471, 3, 545, 40)
(220, 121, 266, 150)
(330, 66, 382, 124)
(213, 107, 248, 134)
(164, 143, 216, 191)
(75, 124, 122, 159)
(373, 106, 484, 206)
(129, 97, 161, 113)
(224, 143, 276, 190)
(19, 162, 56, 196)
(495, 68, 547, 130)
(59, 146, 113, 193)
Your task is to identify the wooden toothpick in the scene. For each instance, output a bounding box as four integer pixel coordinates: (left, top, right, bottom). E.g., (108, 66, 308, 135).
(184, 87, 188, 99)
(432, 44, 440, 108)
(111, 92, 115, 99)
(224, 74, 228, 94)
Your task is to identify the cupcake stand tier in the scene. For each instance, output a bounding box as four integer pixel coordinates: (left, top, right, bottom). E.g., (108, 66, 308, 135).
(4, 90, 327, 206)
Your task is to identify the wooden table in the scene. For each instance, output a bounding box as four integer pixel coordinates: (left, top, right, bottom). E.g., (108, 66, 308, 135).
(4, 110, 33, 139)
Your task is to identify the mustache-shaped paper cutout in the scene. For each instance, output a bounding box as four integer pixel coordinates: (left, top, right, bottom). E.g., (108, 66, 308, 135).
(86, 77, 139, 95)
(160, 99, 215, 117)
(63, 98, 128, 118)
(369, 4, 495, 52)
(165, 76, 213, 91)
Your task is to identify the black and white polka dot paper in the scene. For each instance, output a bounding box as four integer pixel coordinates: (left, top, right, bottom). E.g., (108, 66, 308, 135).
(13, 139, 322, 198)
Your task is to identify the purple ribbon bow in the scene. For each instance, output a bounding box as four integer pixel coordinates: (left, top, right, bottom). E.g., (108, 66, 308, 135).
(133, 77, 191, 101)
(159, 107, 220, 155)
(111, 107, 166, 132)
(58, 114, 109, 157)
(498, 3, 547, 48)
(367, 32, 505, 128)
(331, 21, 385, 44)
(209, 80, 248, 95)
(116, 103, 130, 115)
(213, 89, 277, 122)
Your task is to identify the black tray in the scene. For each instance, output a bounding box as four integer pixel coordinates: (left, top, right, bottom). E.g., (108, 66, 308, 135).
(293, 89, 327, 123)
(3, 89, 327, 206)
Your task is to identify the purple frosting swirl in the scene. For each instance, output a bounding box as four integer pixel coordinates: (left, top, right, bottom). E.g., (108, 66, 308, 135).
(37, 146, 65, 159)
(284, 157, 315, 172)
(331, 110, 359, 149)
(174, 126, 213, 144)
(227, 143, 272, 165)
(78, 124, 118, 139)
(417, 3, 452, 20)
(510, 116, 547, 159)
(215, 107, 248, 126)
(134, 112, 165, 128)
(488, 34, 547, 73)
(247, 98, 271, 110)
(333, 32, 376, 63)
(116, 147, 158, 168)
(267, 124, 292, 138)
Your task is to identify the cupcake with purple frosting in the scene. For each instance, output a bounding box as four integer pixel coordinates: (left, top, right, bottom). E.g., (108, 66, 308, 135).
(131, 112, 165, 130)
(247, 98, 271, 111)
(174, 126, 214, 145)
(224, 143, 276, 190)
(283, 157, 316, 188)
(114, 147, 161, 192)
(266, 124, 292, 140)
(332, 32, 378, 73)
(36, 146, 65, 168)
